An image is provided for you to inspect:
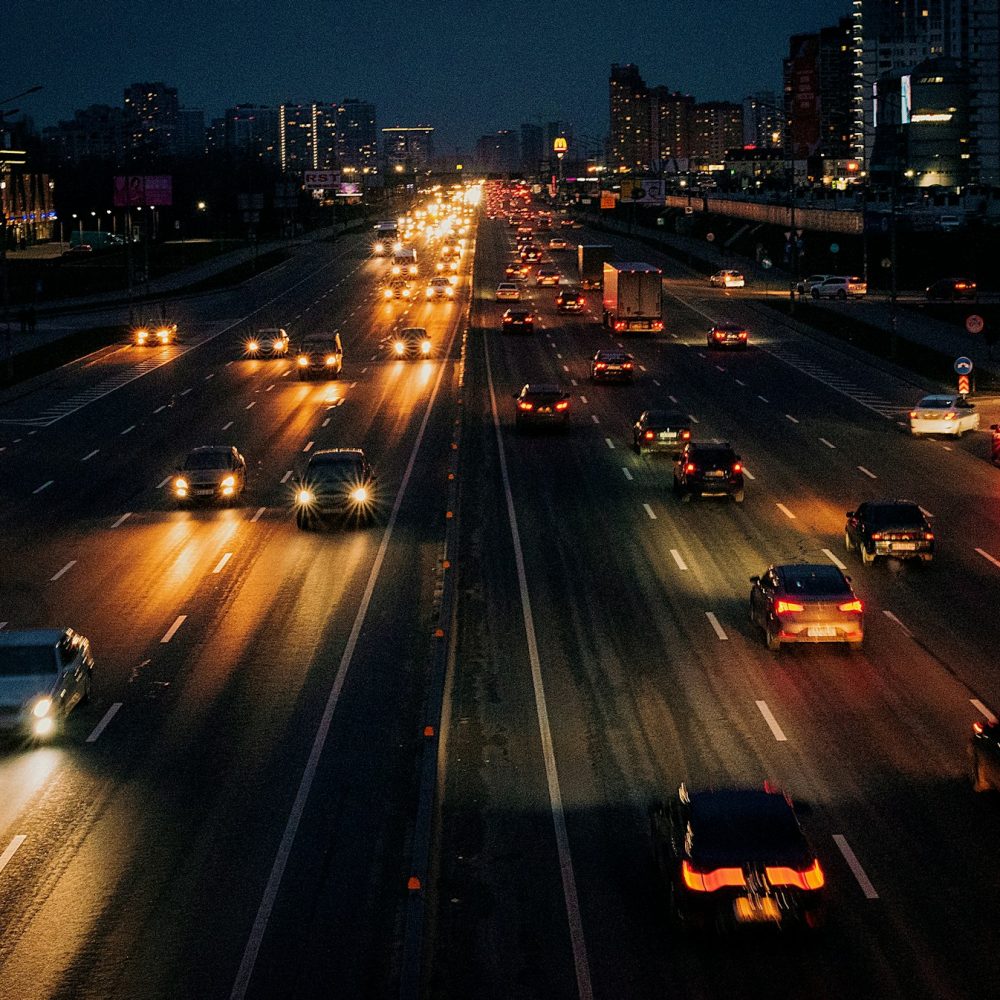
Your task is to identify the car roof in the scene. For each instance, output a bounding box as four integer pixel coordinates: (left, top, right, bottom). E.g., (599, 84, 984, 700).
(301, 332, 340, 343)
(688, 440, 733, 450)
(865, 499, 921, 510)
(187, 445, 234, 456)
(0, 628, 66, 648)
(399, 327, 428, 336)
(918, 394, 959, 404)
(712, 321, 745, 329)
(775, 563, 846, 584)
(309, 448, 365, 462)
(642, 409, 689, 423)
(522, 383, 564, 394)
(256, 327, 286, 334)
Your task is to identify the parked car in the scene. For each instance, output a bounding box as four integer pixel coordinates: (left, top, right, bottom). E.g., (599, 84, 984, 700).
(795, 274, 833, 295)
(812, 275, 867, 299)
(925, 278, 977, 301)
(709, 270, 745, 288)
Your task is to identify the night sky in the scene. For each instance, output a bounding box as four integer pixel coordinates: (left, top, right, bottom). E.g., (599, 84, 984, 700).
(6, 0, 848, 150)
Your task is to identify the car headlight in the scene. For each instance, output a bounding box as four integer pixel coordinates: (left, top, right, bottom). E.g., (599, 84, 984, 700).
(446, 287, 454, 296)
(394, 341, 406, 354)
(221, 475, 235, 488)
(157, 328, 172, 342)
(297, 489, 314, 505)
(135, 329, 149, 343)
(426, 288, 434, 298)
(247, 340, 259, 353)
(384, 288, 392, 299)
(421, 340, 432, 354)
(175, 477, 188, 490)
(325, 355, 338, 366)
(32, 697, 53, 719)
(33, 716, 56, 737)
(351, 486, 369, 504)
(298, 356, 309, 366)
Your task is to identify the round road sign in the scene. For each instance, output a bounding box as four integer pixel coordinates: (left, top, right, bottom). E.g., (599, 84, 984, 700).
(966, 314, 985, 334)
(880, 257, 892, 269)
(830, 242, 839, 254)
(954, 356, 974, 376)
(761, 258, 772, 269)
(706, 232, 715, 242)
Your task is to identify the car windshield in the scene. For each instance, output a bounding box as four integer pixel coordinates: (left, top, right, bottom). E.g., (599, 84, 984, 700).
(868, 505, 924, 527)
(781, 568, 848, 595)
(646, 411, 687, 427)
(310, 460, 364, 482)
(301, 339, 338, 351)
(184, 452, 229, 470)
(0, 646, 58, 677)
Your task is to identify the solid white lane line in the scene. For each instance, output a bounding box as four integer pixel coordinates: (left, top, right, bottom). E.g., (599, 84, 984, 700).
(705, 612, 728, 640)
(776, 503, 797, 520)
(251, 507, 266, 523)
(33, 481, 54, 494)
(579, 395, 588, 404)
(822, 548, 847, 570)
(111, 512, 132, 529)
(157, 476, 170, 489)
(180, 388, 193, 396)
(882, 610, 912, 638)
(622, 467, 633, 481)
(222, 421, 234, 431)
(605, 438, 615, 450)
(756, 701, 787, 741)
(120, 424, 136, 436)
(971, 699, 998, 723)
(0, 836, 27, 876)
(976, 547, 1000, 569)
(160, 615, 187, 643)
(785, 414, 799, 424)
(481, 345, 594, 1000)
(213, 553, 233, 574)
(245, 401, 256, 410)
(833, 835, 879, 899)
(322, 418, 331, 427)
(232, 313, 462, 1000)
(303, 441, 314, 452)
(280, 471, 292, 484)
(742, 467, 756, 481)
(50, 560, 77, 582)
(643, 503, 657, 520)
(591, 414, 599, 424)
(858, 465, 878, 479)
(86, 703, 122, 743)
(819, 437, 837, 449)
(81, 449, 99, 462)
(757, 395, 769, 403)
(153, 405, 167, 414)
(670, 549, 688, 571)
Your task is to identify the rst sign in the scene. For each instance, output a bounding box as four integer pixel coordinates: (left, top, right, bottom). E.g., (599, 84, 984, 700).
(304, 171, 339, 190)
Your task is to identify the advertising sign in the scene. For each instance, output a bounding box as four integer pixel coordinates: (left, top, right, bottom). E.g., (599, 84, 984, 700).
(304, 170, 339, 190)
(336, 182, 362, 197)
(113, 175, 173, 207)
(600, 191, 618, 210)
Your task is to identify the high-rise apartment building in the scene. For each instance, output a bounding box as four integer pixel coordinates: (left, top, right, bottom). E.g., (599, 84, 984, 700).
(123, 82, 179, 160)
(742, 91, 785, 149)
(610, 64, 652, 170)
(691, 101, 743, 164)
(224, 104, 280, 162)
(279, 103, 317, 171)
(651, 87, 694, 164)
(520, 123, 543, 174)
(336, 99, 378, 171)
(382, 126, 435, 171)
(42, 105, 127, 164)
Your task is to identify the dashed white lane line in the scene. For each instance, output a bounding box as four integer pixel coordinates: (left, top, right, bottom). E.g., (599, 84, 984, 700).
(322, 418, 331, 427)
(579, 395, 588, 404)
(563, 365, 570, 373)
(246, 401, 256, 410)
(785, 414, 799, 424)
(556, 353, 563, 359)
(858, 465, 878, 479)
(154, 405, 167, 414)
(349, 381, 357, 389)
(213, 552, 233, 574)
(160, 615, 187, 643)
(180, 388, 193, 396)
(251, 507, 266, 523)
(652, 379, 661, 387)
(688, 414, 699, 424)
(280, 471, 293, 484)
(705, 612, 728, 640)
(975, 547, 1000, 569)
(205, 373, 215, 380)
(605, 438, 615, 450)
(734, 378, 746, 386)
(833, 834, 879, 899)
(33, 481, 53, 495)
(670, 549, 688, 571)
(819, 437, 837, 449)
(111, 512, 132, 529)
(50, 560, 77, 582)
(225, 361, 234, 367)
(776, 503, 797, 520)
(570, 378, 578, 386)
(639, 364, 648, 372)
(668, 394, 679, 404)
(882, 610, 912, 638)
(360, 367, 368, 374)
(266, 384, 275, 392)
(622, 467, 633, 481)
(81, 449, 99, 462)
(756, 700, 787, 741)
(156, 476, 170, 489)
(303, 441, 314, 452)
(120, 424, 136, 436)
(0, 622, 7, 630)
(643, 503, 657, 520)
(822, 547, 847, 570)
(222, 421, 234, 431)
(591, 414, 600, 424)
(0, 836, 27, 876)
(971, 699, 997, 723)
(714, 365, 725, 373)
(281, 370, 290, 377)
(943, 445, 952, 452)
(757, 395, 769, 403)
(742, 466, 756, 481)
(86, 703, 122, 743)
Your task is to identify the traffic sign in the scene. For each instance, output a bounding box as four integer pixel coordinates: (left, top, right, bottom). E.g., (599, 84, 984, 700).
(954, 356, 974, 376)
(706, 232, 715, 242)
(958, 374, 971, 395)
(881, 257, 892, 269)
(966, 314, 985, 334)
(830, 242, 839, 254)
(761, 258, 772, 269)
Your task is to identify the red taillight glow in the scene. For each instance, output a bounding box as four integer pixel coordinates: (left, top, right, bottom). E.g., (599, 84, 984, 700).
(775, 600, 804, 614)
(732, 462, 742, 473)
(623, 362, 634, 369)
(924, 532, 934, 540)
(555, 400, 569, 411)
(838, 599, 863, 613)
(517, 401, 533, 410)
(765, 860, 825, 891)
(681, 861, 746, 892)
(614, 321, 626, 331)
(595, 362, 607, 369)
(644, 430, 655, 440)
(973, 721, 984, 734)
(684, 463, 696, 474)
(681, 429, 691, 440)
(653, 320, 664, 331)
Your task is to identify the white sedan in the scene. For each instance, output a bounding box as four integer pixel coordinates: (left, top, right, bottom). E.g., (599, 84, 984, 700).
(496, 282, 522, 301)
(709, 269, 745, 288)
(909, 394, 980, 437)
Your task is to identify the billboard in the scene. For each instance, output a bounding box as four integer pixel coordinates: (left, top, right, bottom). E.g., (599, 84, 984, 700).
(619, 178, 665, 204)
(336, 182, 361, 197)
(113, 175, 173, 207)
(304, 170, 339, 190)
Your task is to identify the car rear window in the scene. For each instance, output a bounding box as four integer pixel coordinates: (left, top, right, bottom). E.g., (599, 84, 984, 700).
(918, 397, 953, 409)
(526, 392, 564, 405)
(868, 504, 923, 527)
(692, 447, 736, 463)
(781, 567, 849, 595)
(0, 646, 58, 677)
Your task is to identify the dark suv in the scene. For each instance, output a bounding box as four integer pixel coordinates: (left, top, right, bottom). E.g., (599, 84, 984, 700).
(502, 308, 534, 334)
(514, 383, 570, 430)
(294, 448, 376, 528)
(633, 410, 691, 454)
(844, 500, 935, 564)
(296, 332, 343, 380)
(673, 442, 744, 503)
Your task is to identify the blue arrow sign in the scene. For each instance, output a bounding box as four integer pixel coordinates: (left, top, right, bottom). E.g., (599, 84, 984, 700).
(954, 356, 974, 375)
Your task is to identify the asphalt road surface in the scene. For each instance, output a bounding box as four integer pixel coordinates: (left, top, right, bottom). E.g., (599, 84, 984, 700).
(2, 212, 1000, 1000)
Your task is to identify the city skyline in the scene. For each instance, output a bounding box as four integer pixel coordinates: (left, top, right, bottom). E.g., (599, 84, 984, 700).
(6, 0, 849, 149)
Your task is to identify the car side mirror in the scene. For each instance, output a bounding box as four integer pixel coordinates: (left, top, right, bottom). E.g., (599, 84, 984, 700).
(844, 575, 852, 583)
(749, 575, 760, 585)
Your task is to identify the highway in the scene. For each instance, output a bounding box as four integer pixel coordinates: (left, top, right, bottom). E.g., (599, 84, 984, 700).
(2, 201, 1000, 999)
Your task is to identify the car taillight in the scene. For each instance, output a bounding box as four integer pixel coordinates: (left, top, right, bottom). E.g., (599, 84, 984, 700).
(555, 400, 569, 411)
(503, 317, 511, 323)
(838, 599, 863, 613)
(681, 861, 746, 892)
(870, 532, 884, 541)
(714, 331, 725, 339)
(909, 410, 917, 418)
(680, 429, 691, 440)
(517, 400, 533, 410)
(623, 362, 633, 369)
(945, 412, 957, 420)
(644, 430, 655, 440)
(732, 462, 742, 473)
(595, 362, 607, 369)
(923, 531, 934, 541)
(973, 721, 984, 734)
(739, 332, 748, 339)
(775, 600, 804, 614)
(614, 321, 626, 330)
(765, 860, 825, 891)
(652, 321, 663, 331)
(684, 463, 696, 474)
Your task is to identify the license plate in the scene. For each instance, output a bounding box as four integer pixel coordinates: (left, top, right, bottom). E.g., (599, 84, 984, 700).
(658, 432, 674, 440)
(733, 897, 781, 923)
(606, 366, 621, 372)
(893, 542, 917, 551)
(705, 470, 725, 478)
(807, 626, 837, 637)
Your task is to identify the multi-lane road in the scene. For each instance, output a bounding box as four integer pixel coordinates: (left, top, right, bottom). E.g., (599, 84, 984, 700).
(1, 205, 999, 999)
